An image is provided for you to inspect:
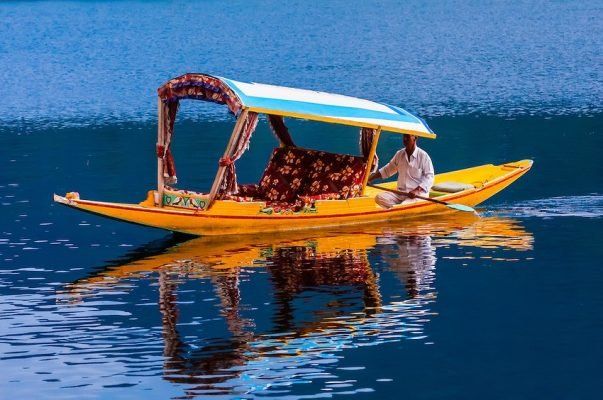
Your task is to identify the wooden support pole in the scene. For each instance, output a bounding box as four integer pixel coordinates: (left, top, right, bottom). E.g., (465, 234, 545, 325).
(207, 109, 249, 207)
(157, 97, 165, 206)
(361, 128, 381, 196)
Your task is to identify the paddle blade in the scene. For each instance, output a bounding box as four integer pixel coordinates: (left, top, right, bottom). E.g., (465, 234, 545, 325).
(447, 203, 477, 213)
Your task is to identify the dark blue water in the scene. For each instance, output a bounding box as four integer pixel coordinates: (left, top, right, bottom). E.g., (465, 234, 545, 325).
(1, 1, 602, 399)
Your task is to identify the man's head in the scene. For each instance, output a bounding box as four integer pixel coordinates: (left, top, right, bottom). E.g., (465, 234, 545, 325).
(403, 134, 418, 150)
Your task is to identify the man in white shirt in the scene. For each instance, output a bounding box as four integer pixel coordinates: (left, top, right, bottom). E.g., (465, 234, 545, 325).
(367, 134, 434, 208)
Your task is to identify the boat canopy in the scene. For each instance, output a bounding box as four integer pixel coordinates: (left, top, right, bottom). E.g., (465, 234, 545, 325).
(157, 73, 436, 139)
(155, 73, 436, 207)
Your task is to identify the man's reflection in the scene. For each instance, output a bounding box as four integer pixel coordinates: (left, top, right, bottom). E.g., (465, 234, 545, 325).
(378, 234, 436, 298)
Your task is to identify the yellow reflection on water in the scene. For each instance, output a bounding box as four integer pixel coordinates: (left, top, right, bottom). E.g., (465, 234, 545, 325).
(65, 214, 531, 291)
(60, 215, 533, 397)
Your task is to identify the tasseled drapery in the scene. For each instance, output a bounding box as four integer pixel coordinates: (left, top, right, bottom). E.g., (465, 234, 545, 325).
(268, 115, 295, 147)
(157, 101, 179, 186)
(218, 112, 259, 196)
(158, 73, 242, 115)
(360, 127, 379, 173)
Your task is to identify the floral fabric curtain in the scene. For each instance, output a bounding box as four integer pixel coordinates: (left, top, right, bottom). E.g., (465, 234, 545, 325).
(360, 127, 379, 172)
(268, 115, 295, 147)
(218, 112, 259, 196)
(157, 101, 179, 186)
(158, 73, 242, 115)
(156, 74, 250, 191)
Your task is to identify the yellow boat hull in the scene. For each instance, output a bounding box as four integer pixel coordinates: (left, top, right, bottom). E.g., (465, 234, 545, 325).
(54, 159, 532, 236)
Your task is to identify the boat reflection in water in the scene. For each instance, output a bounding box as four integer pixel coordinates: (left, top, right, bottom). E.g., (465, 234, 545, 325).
(63, 215, 533, 397)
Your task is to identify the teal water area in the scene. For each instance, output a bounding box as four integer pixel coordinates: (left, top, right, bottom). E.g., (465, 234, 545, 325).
(1, 0, 602, 399)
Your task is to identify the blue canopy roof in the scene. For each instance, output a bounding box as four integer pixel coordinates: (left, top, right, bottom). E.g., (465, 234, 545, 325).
(219, 77, 436, 139)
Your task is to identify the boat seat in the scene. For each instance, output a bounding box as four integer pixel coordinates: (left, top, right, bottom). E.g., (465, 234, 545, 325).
(231, 147, 367, 209)
(257, 147, 312, 202)
(300, 149, 366, 199)
(432, 181, 475, 193)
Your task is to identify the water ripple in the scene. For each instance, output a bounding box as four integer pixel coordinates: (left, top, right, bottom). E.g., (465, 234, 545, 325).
(486, 195, 603, 219)
(0, 217, 536, 397)
(0, 0, 600, 127)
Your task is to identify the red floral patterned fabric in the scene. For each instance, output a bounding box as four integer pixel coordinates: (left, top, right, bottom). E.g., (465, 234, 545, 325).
(298, 193, 342, 208)
(263, 199, 305, 213)
(302, 150, 366, 199)
(268, 115, 295, 147)
(217, 112, 259, 197)
(222, 194, 256, 202)
(236, 184, 261, 197)
(257, 147, 309, 202)
(232, 147, 367, 206)
(157, 73, 242, 115)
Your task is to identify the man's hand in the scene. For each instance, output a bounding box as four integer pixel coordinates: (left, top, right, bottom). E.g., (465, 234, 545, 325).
(367, 171, 381, 183)
(408, 187, 423, 198)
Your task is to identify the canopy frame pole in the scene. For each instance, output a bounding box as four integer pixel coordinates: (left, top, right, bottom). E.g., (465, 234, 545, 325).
(207, 109, 249, 207)
(156, 97, 165, 206)
(361, 127, 381, 196)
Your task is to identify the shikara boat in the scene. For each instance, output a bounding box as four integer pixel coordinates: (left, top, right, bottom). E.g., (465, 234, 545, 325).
(54, 73, 532, 235)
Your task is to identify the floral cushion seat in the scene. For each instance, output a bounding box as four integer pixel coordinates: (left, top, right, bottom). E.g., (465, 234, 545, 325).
(230, 147, 367, 208)
(258, 147, 309, 202)
(300, 150, 367, 200)
(236, 183, 261, 197)
(231, 147, 308, 203)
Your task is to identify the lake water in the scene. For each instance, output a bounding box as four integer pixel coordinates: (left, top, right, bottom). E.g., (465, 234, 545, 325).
(1, 1, 601, 399)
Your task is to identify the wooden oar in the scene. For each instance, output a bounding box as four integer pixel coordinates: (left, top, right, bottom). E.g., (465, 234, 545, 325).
(368, 184, 478, 214)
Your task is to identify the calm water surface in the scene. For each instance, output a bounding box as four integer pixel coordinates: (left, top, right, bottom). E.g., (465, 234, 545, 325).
(1, 0, 602, 399)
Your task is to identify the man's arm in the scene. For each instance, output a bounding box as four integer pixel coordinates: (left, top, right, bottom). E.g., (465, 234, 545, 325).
(369, 152, 399, 183)
(367, 170, 382, 183)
